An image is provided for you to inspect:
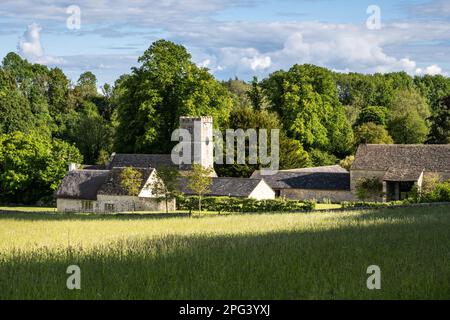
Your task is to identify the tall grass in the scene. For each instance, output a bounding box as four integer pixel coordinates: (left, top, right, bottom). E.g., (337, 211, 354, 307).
(0, 205, 449, 299)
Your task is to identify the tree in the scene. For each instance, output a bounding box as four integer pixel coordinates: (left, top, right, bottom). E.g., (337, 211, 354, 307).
(0, 131, 82, 203)
(427, 95, 450, 144)
(66, 104, 113, 164)
(262, 64, 353, 157)
(115, 40, 232, 153)
(151, 165, 180, 213)
(119, 167, 143, 212)
(215, 106, 310, 177)
(354, 122, 394, 145)
(247, 76, 266, 110)
(309, 149, 338, 166)
(355, 106, 387, 127)
(387, 89, 430, 144)
(186, 163, 213, 214)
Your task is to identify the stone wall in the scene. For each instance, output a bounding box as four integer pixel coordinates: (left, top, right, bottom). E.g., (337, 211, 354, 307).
(280, 189, 355, 203)
(57, 196, 175, 213)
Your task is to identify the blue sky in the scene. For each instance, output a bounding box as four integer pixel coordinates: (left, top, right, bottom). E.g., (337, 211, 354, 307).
(0, 0, 449, 87)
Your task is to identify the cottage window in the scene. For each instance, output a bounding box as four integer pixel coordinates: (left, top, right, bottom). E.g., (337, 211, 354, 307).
(82, 201, 93, 211)
(105, 203, 115, 212)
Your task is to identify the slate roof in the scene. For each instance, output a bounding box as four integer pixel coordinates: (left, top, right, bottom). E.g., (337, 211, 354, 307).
(56, 170, 109, 200)
(107, 154, 176, 169)
(179, 177, 265, 197)
(352, 144, 450, 172)
(97, 167, 154, 196)
(251, 165, 350, 190)
(383, 168, 424, 182)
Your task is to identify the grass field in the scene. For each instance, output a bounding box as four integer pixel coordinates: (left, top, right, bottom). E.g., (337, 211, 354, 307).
(0, 205, 449, 299)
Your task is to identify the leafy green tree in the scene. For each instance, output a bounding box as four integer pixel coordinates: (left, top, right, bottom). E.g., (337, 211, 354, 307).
(354, 122, 394, 145)
(186, 163, 213, 214)
(119, 167, 143, 212)
(115, 40, 232, 153)
(0, 69, 34, 134)
(414, 75, 450, 114)
(151, 165, 180, 213)
(222, 78, 252, 109)
(427, 95, 450, 144)
(309, 149, 338, 166)
(262, 64, 353, 157)
(215, 106, 310, 177)
(66, 105, 113, 164)
(355, 106, 387, 127)
(388, 89, 430, 144)
(247, 76, 267, 110)
(0, 131, 82, 203)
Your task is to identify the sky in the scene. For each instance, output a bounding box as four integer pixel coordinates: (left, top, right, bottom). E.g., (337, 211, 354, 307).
(0, 0, 449, 87)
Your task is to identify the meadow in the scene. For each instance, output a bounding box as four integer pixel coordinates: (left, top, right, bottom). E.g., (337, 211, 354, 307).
(0, 205, 449, 299)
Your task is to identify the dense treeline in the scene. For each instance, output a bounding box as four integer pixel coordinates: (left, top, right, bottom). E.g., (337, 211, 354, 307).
(1, 39, 450, 203)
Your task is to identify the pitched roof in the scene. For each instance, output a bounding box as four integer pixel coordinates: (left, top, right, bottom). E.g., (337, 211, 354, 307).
(352, 144, 450, 172)
(383, 168, 424, 182)
(56, 170, 109, 200)
(107, 154, 176, 170)
(251, 165, 350, 190)
(97, 167, 154, 196)
(179, 177, 265, 197)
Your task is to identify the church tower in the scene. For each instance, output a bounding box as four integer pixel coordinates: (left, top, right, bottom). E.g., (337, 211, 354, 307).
(179, 116, 216, 176)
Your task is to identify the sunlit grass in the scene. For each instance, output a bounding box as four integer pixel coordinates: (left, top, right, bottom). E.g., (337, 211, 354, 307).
(0, 206, 57, 212)
(0, 204, 449, 299)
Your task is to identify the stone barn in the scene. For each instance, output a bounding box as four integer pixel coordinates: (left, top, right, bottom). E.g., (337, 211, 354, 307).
(251, 165, 354, 203)
(179, 177, 275, 200)
(350, 144, 450, 201)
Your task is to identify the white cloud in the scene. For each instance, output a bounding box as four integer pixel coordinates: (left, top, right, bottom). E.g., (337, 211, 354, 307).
(3, 1, 449, 82)
(18, 23, 64, 64)
(415, 64, 445, 76)
(243, 55, 271, 71)
(181, 21, 450, 78)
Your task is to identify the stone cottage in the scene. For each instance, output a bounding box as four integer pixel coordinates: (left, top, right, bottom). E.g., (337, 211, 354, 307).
(56, 167, 172, 213)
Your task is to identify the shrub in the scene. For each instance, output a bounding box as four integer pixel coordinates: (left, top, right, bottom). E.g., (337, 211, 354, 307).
(341, 201, 404, 209)
(427, 182, 450, 202)
(355, 177, 383, 201)
(176, 196, 316, 213)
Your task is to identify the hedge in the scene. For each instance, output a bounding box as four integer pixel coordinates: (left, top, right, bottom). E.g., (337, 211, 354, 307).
(177, 196, 316, 213)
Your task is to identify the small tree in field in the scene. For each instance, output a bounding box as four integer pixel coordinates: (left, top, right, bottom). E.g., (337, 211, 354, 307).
(186, 163, 213, 215)
(120, 167, 142, 212)
(151, 165, 180, 213)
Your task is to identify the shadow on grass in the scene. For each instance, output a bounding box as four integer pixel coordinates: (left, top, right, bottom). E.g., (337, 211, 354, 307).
(0, 210, 191, 221)
(1, 203, 449, 222)
(1, 207, 449, 300)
